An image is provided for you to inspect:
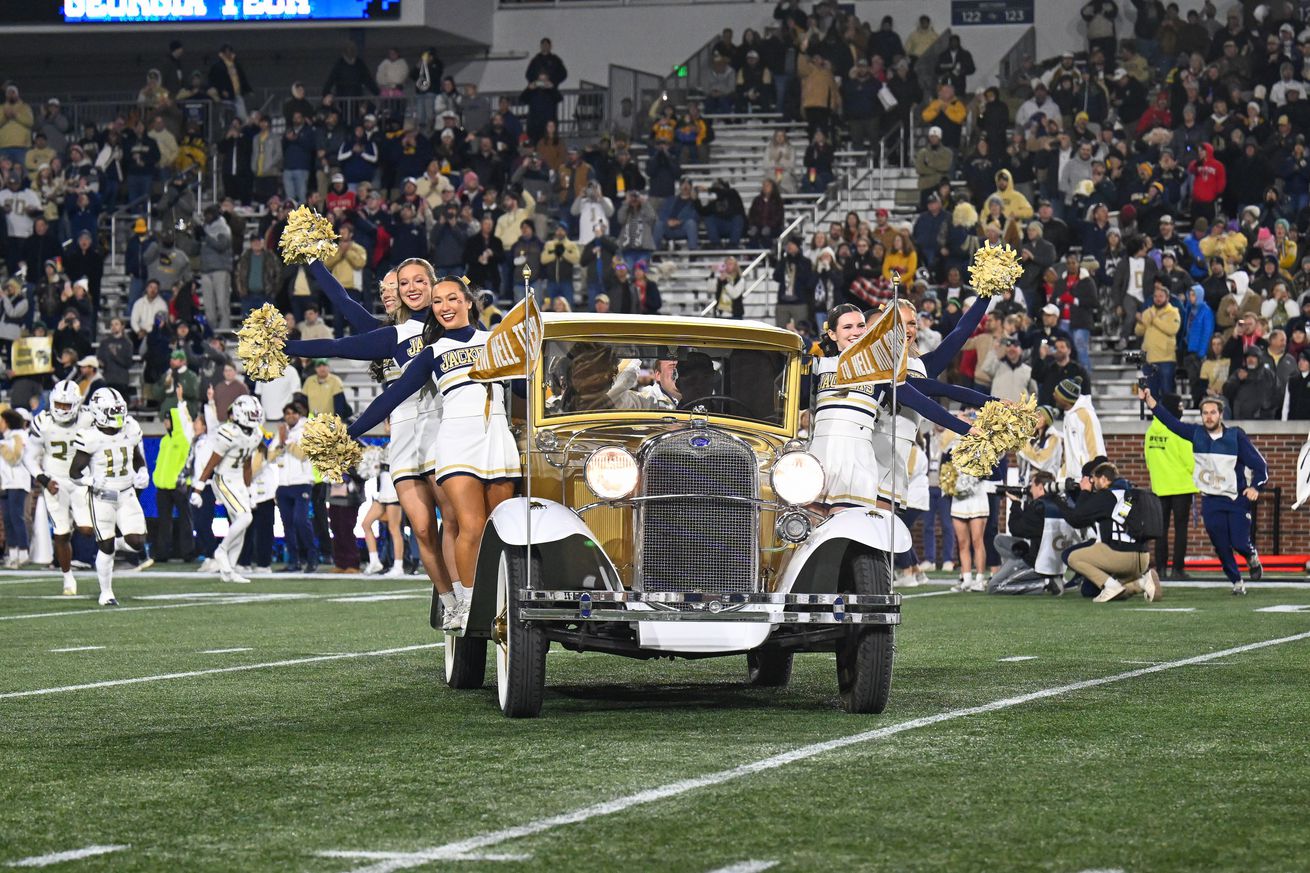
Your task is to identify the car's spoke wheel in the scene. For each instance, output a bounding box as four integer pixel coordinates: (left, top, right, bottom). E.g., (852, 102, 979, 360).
(443, 605, 487, 690)
(495, 550, 547, 718)
(746, 645, 794, 687)
(835, 550, 895, 714)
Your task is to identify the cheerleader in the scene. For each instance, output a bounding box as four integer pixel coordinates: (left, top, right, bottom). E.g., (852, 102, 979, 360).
(361, 435, 404, 577)
(943, 416, 990, 592)
(346, 276, 520, 632)
(872, 299, 998, 511)
(284, 258, 455, 625)
(810, 304, 978, 511)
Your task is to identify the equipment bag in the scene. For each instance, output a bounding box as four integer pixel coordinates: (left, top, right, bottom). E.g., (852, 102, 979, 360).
(1122, 487, 1165, 541)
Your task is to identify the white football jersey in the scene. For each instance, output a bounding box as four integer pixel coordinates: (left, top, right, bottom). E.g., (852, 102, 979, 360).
(28, 409, 95, 480)
(212, 422, 263, 477)
(73, 417, 144, 491)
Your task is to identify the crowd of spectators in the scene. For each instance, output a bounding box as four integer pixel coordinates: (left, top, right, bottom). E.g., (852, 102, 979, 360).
(1, 1, 1309, 423)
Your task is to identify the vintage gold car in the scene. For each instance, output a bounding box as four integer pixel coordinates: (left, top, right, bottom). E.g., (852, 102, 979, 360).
(449, 313, 909, 718)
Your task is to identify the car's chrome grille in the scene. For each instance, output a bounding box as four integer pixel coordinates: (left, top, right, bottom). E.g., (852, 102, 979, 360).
(637, 430, 758, 599)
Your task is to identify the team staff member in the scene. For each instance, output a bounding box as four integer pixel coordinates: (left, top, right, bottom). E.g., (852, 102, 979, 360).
(346, 277, 521, 632)
(1057, 461, 1162, 604)
(1054, 376, 1104, 481)
(1141, 389, 1268, 595)
(270, 400, 317, 573)
(1018, 405, 1063, 483)
(1143, 393, 1198, 580)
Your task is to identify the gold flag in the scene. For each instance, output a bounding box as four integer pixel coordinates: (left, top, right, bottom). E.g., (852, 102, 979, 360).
(468, 295, 544, 382)
(834, 303, 908, 387)
(10, 336, 53, 377)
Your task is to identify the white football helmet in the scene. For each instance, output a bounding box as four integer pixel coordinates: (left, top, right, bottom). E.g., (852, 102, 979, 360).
(89, 388, 127, 430)
(231, 395, 264, 430)
(50, 380, 84, 424)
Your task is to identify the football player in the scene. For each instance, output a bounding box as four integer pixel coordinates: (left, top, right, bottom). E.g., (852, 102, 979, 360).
(69, 389, 149, 607)
(192, 395, 264, 584)
(24, 380, 93, 596)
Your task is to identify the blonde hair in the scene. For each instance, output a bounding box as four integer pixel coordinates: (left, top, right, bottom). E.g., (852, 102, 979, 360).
(393, 258, 437, 323)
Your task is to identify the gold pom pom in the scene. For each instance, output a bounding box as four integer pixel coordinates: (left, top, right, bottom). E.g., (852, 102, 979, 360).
(939, 458, 959, 498)
(236, 304, 290, 382)
(300, 414, 363, 484)
(949, 395, 1043, 477)
(278, 205, 339, 265)
(967, 241, 1024, 299)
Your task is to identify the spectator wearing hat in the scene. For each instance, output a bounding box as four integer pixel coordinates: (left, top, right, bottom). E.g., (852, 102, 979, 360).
(736, 49, 774, 114)
(1224, 348, 1277, 419)
(592, 293, 611, 314)
(921, 83, 966, 151)
(773, 236, 814, 330)
(1283, 352, 1310, 419)
(934, 34, 976, 95)
(1186, 143, 1225, 223)
(981, 337, 1036, 403)
(303, 357, 345, 418)
(915, 126, 953, 193)
(1054, 375, 1105, 477)
(207, 43, 253, 120)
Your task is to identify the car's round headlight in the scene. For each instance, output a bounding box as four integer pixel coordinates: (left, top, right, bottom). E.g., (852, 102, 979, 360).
(584, 446, 639, 500)
(771, 451, 824, 506)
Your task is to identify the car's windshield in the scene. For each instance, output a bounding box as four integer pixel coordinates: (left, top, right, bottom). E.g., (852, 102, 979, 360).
(542, 340, 790, 425)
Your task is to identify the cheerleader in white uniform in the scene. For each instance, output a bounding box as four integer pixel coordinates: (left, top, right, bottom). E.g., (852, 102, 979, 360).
(360, 439, 405, 577)
(942, 418, 991, 592)
(810, 305, 980, 511)
(284, 259, 455, 624)
(347, 278, 520, 630)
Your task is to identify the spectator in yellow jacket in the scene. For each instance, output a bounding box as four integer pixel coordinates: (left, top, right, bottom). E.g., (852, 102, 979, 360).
(0, 86, 34, 164)
(1136, 284, 1182, 397)
(322, 223, 367, 336)
(993, 169, 1034, 220)
(882, 230, 919, 282)
(920, 83, 967, 149)
(796, 39, 842, 139)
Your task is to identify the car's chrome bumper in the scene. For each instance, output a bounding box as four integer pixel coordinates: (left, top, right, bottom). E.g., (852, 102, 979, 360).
(517, 590, 901, 625)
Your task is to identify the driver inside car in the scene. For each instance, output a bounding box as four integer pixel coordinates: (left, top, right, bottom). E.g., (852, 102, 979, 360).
(675, 352, 721, 410)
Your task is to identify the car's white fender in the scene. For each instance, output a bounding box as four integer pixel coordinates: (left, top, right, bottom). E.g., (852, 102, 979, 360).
(775, 508, 911, 595)
(470, 499, 623, 629)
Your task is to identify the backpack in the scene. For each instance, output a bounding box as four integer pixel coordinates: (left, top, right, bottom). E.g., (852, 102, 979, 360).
(1122, 487, 1165, 541)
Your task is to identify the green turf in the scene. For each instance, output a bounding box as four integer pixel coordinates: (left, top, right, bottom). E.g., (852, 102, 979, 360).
(2, 573, 1309, 872)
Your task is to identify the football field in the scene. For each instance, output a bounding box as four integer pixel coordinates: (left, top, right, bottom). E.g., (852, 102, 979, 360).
(2, 570, 1309, 872)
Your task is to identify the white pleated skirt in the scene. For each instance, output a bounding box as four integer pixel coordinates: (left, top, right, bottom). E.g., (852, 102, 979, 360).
(810, 418, 880, 508)
(431, 412, 523, 484)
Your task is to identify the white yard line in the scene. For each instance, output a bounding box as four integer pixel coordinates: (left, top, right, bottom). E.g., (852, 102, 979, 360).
(322, 629, 1310, 873)
(48, 646, 105, 653)
(4, 844, 129, 867)
(705, 862, 777, 873)
(900, 590, 955, 599)
(1132, 608, 1197, 613)
(199, 648, 254, 654)
(328, 595, 428, 603)
(997, 656, 1038, 662)
(0, 644, 440, 701)
(0, 588, 426, 622)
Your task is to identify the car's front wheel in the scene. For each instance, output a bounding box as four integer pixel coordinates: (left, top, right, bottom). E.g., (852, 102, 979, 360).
(835, 550, 895, 714)
(494, 549, 547, 718)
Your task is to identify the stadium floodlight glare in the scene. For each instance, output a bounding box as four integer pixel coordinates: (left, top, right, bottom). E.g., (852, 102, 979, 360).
(584, 446, 639, 501)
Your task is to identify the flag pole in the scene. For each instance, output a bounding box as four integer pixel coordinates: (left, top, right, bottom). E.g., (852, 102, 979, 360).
(522, 266, 534, 591)
(890, 270, 900, 561)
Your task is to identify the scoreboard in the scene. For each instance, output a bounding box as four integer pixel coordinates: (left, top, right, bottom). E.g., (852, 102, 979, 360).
(5, 0, 402, 24)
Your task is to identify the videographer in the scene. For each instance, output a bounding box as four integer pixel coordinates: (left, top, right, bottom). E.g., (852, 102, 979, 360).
(989, 471, 1073, 595)
(1057, 461, 1162, 604)
(1142, 389, 1268, 595)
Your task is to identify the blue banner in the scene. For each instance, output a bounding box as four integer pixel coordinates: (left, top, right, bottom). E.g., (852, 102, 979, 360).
(62, 0, 400, 24)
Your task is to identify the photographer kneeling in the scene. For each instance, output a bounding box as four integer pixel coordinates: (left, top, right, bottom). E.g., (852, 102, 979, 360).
(989, 471, 1075, 595)
(1057, 461, 1162, 604)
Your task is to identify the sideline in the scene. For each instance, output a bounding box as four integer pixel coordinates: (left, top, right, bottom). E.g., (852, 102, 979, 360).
(321, 630, 1310, 873)
(0, 588, 426, 622)
(4, 844, 129, 868)
(0, 644, 441, 700)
